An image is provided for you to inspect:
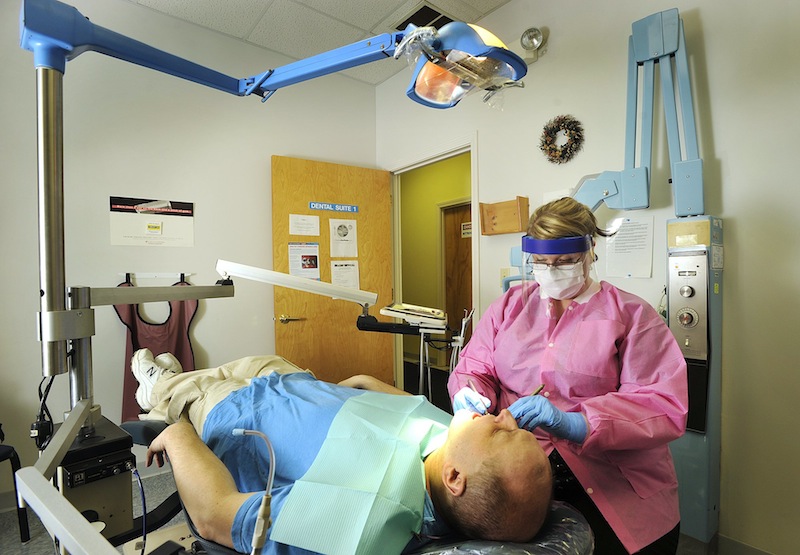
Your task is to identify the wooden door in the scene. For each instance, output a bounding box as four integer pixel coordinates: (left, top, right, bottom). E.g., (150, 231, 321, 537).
(443, 203, 473, 347)
(272, 156, 393, 384)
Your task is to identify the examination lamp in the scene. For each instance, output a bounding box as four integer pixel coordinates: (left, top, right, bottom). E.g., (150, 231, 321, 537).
(20, 0, 526, 109)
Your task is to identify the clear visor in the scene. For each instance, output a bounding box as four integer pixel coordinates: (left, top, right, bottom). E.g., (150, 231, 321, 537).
(520, 235, 592, 303)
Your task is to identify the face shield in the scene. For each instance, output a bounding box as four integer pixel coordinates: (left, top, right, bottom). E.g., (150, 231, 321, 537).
(521, 235, 593, 301)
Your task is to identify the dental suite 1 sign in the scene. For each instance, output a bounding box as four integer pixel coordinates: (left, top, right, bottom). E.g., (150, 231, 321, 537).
(309, 202, 359, 213)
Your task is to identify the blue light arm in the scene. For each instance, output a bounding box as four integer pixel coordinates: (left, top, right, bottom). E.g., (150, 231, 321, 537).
(20, 0, 243, 94)
(244, 33, 403, 99)
(20, 0, 404, 99)
(573, 9, 704, 217)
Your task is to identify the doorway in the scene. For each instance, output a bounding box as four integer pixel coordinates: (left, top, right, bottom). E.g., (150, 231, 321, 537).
(395, 152, 472, 409)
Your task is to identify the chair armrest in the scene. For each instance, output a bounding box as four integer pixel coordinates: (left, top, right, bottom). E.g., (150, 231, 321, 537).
(120, 421, 169, 445)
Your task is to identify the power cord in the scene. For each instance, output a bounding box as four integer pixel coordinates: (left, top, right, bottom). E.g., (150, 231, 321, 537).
(31, 376, 55, 450)
(232, 429, 275, 555)
(657, 286, 668, 321)
(132, 467, 147, 555)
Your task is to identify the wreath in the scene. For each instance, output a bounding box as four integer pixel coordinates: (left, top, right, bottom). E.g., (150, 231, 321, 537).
(540, 115, 584, 164)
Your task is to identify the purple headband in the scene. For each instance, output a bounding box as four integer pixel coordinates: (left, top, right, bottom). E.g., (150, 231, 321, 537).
(521, 235, 592, 255)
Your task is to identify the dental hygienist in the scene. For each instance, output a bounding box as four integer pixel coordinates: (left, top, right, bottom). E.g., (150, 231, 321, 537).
(448, 197, 688, 555)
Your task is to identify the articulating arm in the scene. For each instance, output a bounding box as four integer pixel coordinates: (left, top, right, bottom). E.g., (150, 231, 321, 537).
(573, 9, 704, 217)
(20, 0, 405, 100)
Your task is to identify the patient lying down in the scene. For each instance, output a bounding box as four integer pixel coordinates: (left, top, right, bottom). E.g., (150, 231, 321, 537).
(134, 353, 552, 554)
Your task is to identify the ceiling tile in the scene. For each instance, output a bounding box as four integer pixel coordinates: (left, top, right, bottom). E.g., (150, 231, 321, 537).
(137, 0, 269, 38)
(247, 0, 365, 60)
(292, 0, 398, 31)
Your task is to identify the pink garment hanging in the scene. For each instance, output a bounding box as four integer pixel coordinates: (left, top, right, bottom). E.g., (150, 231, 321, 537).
(114, 278, 198, 422)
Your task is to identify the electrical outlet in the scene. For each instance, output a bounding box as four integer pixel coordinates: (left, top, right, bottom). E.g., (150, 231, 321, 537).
(499, 267, 515, 282)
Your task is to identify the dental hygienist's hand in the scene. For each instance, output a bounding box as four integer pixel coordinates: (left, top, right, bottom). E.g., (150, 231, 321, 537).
(452, 386, 491, 414)
(508, 395, 588, 443)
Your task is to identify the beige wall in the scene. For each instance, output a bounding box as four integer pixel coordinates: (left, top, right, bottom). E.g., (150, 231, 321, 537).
(377, 1, 799, 553)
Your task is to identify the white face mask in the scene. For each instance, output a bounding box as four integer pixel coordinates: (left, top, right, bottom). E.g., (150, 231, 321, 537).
(535, 264, 586, 300)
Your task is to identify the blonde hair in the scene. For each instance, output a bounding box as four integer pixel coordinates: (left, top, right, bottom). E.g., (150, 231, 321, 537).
(527, 197, 613, 240)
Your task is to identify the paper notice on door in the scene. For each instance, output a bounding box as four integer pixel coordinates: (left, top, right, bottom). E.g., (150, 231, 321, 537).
(331, 260, 360, 289)
(289, 242, 321, 280)
(290, 214, 320, 236)
(330, 219, 358, 258)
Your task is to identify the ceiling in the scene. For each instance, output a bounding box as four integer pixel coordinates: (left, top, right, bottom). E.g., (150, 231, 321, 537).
(123, 0, 513, 85)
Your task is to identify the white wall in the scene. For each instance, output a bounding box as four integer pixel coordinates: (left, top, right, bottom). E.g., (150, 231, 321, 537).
(378, 1, 800, 553)
(0, 0, 376, 499)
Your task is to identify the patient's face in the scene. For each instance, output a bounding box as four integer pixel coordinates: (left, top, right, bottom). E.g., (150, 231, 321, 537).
(448, 409, 546, 470)
(448, 409, 552, 541)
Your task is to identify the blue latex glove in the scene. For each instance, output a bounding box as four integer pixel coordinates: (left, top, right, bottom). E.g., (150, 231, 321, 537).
(452, 386, 491, 414)
(508, 395, 588, 443)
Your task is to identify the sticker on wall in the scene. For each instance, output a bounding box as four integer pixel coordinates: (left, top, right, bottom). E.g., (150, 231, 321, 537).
(109, 196, 194, 247)
(309, 202, 359, 213)
(329, 219, 358, 258)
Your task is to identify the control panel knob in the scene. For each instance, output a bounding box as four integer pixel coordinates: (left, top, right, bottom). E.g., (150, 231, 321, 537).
(676, 308, 699, 328)
(679, 285, 695, 298)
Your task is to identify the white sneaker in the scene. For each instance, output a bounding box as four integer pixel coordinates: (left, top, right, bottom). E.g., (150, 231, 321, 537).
(131, 348, 183, 411)
(154, 352, 183, 374)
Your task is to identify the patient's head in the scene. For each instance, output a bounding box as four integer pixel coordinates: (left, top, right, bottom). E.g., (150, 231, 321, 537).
(432, 409, 552, 542)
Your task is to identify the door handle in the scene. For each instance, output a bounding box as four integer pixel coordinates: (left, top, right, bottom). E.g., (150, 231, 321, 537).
(277, 314, 305, 324)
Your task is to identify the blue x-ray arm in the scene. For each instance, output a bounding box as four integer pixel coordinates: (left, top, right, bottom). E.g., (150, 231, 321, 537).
(574, 9, 704, 217)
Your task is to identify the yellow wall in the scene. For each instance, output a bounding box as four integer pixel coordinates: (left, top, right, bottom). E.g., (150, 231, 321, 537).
(399, 152, 471, 357)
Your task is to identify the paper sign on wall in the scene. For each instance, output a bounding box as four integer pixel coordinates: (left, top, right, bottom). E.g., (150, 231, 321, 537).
(109, 196, 194, 247)
(605, 217, 654, 278)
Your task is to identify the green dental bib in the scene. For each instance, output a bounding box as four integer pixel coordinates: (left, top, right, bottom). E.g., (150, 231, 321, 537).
(270, 392, 450, 555)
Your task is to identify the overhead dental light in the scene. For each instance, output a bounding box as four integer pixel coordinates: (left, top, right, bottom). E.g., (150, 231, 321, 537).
(396, 23, 528, 108)
(19, 0, 526, 109)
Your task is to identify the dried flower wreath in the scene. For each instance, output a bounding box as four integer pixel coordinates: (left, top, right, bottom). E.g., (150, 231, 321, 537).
(540, 115, 584, 164)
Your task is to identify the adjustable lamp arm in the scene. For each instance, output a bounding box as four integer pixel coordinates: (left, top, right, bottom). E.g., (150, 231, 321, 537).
(19, 0, 403, 100)
(573, 9, 704, 217)
(20, 0, 526, 106)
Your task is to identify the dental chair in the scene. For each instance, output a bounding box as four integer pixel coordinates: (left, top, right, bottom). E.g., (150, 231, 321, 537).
(121, 421, 594, 555)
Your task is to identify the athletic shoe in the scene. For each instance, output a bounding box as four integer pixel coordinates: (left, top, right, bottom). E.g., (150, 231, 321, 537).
(131, 348, 182, 411)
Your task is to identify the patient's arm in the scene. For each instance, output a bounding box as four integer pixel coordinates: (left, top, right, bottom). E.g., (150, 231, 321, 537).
(338, 374, 411, 395)
(146, 420, 251, 549)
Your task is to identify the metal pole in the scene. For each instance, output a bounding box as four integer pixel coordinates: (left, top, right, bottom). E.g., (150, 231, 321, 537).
(67, 287, 93, 410)
(36, 67, 68, 378)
